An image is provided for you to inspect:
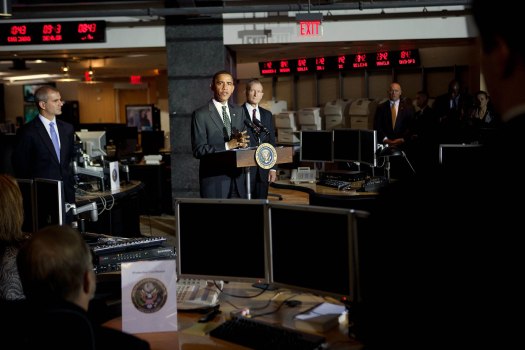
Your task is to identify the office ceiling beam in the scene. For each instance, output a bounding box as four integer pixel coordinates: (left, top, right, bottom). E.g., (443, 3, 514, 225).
(6, 1, 472, 19)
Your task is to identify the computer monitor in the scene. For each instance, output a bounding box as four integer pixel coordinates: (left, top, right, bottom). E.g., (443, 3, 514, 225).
(34, 178, 65, 230)
(359, 129, 378, 167)
(175, 198, 270, 283)
(75, 130, 107, 158)
(268, 203, 362, 302)
(126, 104, 154, 132)
(300, 130, 333, 162)
(333, 128, 360, 163)
(439, 143, 484, 170)
(332, 129, 377, 167)
(16, 178, 36, 234)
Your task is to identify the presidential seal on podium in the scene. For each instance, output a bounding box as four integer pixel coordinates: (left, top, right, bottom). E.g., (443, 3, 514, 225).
(255, 143, 277, 169)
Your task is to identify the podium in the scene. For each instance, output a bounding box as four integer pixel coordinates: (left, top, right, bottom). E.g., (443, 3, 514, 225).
(202, 146, 294, 199)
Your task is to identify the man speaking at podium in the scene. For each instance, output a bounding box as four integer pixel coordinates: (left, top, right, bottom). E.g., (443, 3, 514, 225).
(242, 79, 277, 199)
(191, 70, 250, 198)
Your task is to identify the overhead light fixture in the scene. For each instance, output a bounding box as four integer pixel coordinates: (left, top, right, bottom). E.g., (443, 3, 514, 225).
(61, 62, 70, 74)
(85, 61, 94, 81)
(4, 74, 59, 82)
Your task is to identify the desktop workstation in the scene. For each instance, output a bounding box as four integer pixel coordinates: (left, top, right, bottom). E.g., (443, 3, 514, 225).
(273, 128, 385, 211)
(91, 198, 367, 350)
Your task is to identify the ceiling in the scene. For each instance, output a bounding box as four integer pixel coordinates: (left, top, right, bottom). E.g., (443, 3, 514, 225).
(0, 0, 473, 83)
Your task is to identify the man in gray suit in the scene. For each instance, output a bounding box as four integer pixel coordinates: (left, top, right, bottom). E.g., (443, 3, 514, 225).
(191, 70, 250, 198)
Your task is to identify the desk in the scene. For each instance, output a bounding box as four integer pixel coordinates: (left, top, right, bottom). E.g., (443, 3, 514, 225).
(103, 282, 361, 350)
(271, 180, 378, 211)
(76, 180, 145, 237)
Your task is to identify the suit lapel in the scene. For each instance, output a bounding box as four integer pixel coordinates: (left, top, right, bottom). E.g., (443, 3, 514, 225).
(36, 118, 60, 163)
(209, 101, 226, 134)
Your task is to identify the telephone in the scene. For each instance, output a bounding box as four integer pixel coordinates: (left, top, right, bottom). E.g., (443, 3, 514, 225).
(290, 167, 317, 184)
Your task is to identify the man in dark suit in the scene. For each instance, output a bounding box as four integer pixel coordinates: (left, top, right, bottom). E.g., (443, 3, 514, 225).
(191, 70, 250, 198)
(242, 79, 277, 199)
(408, 90, 440, 174)
(433, 79, 473, 143)
(373, 82, 415, 179)
(11, 85, 76, 221)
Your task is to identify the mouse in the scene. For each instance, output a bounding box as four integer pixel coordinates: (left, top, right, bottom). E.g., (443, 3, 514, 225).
(285, 300, 302, 308)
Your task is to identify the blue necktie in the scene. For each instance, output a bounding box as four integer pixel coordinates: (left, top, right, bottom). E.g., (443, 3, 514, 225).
(49, 121, 60, 162)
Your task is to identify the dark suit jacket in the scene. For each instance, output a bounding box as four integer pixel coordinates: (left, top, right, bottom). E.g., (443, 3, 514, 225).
(191, 100, 248, 198)
(1, 299, 150, 350)
(11, 116, 76, 204)
(373, 99, 414, 144)
(242, 104, 276, 198)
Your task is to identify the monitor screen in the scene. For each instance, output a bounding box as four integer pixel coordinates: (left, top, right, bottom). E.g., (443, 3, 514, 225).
(175, 198, 270, 283)
(333, 128, 360, 163)
(269, 203, 361, 302)
(16, 178, 36, 234)
(34, 178, 64, 230)
(359, 129, 378, 167)
(75, 130, 107, 158)
(300, 130, 333, 162)
(126, 104, 154, 132)
(24, 104, 39, 123)
(333, 129, 377, 166)
(23, 82, 56, 103)
(439, 143, 484, 170)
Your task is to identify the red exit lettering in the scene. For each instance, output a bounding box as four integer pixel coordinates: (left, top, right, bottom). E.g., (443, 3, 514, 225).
(299, 21, 321, 37)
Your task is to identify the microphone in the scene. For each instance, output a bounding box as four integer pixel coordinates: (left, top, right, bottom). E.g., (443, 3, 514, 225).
(253, 118, 269, 134)
(244, 118, 260, 133)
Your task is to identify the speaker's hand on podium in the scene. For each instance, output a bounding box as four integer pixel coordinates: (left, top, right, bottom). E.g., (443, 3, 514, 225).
(229, 130, 250, 149)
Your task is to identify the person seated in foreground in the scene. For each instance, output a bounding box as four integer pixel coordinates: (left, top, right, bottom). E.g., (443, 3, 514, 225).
(12, 225, 150, 350)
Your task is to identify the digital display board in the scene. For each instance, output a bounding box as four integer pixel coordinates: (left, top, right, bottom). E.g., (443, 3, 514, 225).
(259, 49, 420, 75)
(0, 21, 106, 45)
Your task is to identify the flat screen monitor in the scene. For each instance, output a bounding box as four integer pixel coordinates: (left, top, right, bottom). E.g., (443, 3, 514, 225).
(333, 128, 360, 163)
(332, 129, 377, 167)
(75, 130, 107, 158)
(23, 82, 56, 103)
(175, 198, 270, 283)
(24, 104, 39, 123)
(34, 178, 64, 230)
(126, 104, 154, 132)
(268, 203, 362, 302)
(439, 143, 484, 170)
(300, 130, 333, 162)
(359, 129, 378, 167)
(16, 178, 36, 234)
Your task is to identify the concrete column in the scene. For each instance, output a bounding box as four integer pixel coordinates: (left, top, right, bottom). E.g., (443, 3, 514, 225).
(166, 16, 236, 202)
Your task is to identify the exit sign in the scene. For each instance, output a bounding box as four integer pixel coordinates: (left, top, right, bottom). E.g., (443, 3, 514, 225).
(296, 12, 323, 38)
(298, 20, 322, 37)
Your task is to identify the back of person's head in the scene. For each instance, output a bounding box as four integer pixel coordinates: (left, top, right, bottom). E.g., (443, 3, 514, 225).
(0, 174, 25, 243)
(473, 0, 523, 58)
(17, 225, 95, 305)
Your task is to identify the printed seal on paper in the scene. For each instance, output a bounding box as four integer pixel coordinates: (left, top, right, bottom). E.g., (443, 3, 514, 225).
(255, 143, 277, 169)
(131, 277, 168, 313)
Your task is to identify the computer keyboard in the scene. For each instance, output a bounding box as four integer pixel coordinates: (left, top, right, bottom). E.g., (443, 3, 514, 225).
(317, 178, 352, 190)
(176, 279, 221, 310)
(90, 236, 167, 255)
(209, 316, 326, 350)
